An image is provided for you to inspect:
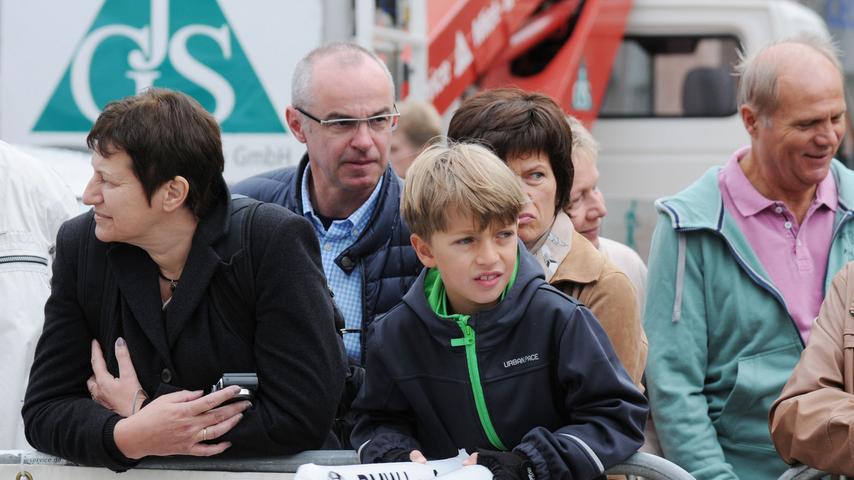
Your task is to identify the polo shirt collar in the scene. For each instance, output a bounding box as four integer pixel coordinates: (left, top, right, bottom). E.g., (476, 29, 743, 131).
(721, 146, 838, 218)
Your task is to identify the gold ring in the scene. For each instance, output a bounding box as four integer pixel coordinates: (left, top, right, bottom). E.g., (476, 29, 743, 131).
(202, 427, 207, 442)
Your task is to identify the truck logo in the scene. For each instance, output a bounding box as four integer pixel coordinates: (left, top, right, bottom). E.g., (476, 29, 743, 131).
(34, 0, 284, 133)
(572, 60, 593, 111)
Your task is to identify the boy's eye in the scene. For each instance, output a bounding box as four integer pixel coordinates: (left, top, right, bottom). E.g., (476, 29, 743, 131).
(456, 237, 474, 245)
(497, 230, 514, 239)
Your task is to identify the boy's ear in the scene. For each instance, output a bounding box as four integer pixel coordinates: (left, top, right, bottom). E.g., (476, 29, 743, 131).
(410, 233, 437, 268)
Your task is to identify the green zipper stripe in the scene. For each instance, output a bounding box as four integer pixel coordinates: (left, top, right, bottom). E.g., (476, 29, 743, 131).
(423, 251, 521, 452)
(450, 319, 507, 450)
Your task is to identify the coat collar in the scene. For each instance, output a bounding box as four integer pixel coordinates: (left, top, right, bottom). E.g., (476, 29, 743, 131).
(107, 193, 231, 355)
(293, 152, 405, 272)
(549, 230, 605, 286)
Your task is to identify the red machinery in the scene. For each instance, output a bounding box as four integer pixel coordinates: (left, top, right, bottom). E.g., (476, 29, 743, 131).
(426, 0, 632, 126)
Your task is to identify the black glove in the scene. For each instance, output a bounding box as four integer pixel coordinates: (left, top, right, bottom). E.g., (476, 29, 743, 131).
(381, 448, 414, 463)
(476, 449, 536, 480)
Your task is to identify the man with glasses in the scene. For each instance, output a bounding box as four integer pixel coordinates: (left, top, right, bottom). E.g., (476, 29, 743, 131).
(232, 43, 421, 445)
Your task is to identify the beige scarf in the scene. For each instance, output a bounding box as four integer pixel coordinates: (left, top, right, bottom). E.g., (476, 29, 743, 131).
(529, 211, 574, 281)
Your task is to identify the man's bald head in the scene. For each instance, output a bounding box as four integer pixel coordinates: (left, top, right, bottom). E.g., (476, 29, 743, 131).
(736, 35, 843, 120)
(291, 42, 394, 109)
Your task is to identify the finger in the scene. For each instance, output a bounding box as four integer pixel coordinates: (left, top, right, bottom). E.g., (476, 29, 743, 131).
(161, 389, 205, 404)
(462, 453, 478, 466)
(188, 441, 232, 457)
(188, 386, 240, 415)
(201, 412, 244, 441)
(114, 337, 139, 381)
(410, 450, 427, 464)
(90, 340, 111, 380)
(203, 401, 251, 426)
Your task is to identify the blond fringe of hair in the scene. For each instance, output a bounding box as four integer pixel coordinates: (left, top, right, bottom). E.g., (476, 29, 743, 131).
(402, 141, 526, 240)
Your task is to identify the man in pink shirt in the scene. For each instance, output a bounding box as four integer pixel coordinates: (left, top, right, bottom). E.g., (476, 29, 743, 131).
(644, 35, 854, 480)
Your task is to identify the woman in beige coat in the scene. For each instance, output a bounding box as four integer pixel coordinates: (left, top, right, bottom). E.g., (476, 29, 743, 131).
(770, 261, 854, 475)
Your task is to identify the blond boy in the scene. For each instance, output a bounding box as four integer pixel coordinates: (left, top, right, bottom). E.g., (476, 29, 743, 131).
(350, 143, 647, 480)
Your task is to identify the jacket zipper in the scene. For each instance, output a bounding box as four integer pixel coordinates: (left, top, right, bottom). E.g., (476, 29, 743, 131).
(450, 318, 507, 450)
(0, 254, 48, 266)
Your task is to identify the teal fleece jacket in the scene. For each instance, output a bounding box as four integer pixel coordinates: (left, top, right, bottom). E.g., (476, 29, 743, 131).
(644, 160, 854, 480)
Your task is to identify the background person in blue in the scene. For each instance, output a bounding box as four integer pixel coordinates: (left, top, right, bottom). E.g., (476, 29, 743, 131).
(644, 35, 854, 480)
(351, 142, 647, 480)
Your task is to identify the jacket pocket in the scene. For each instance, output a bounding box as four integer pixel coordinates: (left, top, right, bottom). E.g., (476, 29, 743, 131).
(717, 343, 801, 451)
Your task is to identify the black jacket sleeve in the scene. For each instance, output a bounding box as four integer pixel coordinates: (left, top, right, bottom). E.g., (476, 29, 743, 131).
(349, 321, 421, 462)
(22, 214, 138, 472)
(219, 205, 346, 455)
(514, 303, 648, 479)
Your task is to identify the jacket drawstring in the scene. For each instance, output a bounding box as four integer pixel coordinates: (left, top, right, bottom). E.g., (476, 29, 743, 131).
(672, 233, 686, 323)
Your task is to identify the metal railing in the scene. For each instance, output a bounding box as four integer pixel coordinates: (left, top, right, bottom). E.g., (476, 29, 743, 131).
(778, 464, 837, 480)
(1, 450, 695, 479)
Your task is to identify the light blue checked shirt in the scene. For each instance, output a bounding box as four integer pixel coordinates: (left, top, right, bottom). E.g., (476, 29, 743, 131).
(300, 164, 383, 362)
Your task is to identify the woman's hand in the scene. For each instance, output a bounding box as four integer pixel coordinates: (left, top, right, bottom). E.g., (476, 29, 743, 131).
(113, 386, 250, 459)
(87, 338, 145, 417)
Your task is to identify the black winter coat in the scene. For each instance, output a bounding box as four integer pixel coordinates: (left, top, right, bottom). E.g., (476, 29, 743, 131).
(231, 154, 422, 365)
(22, 197, 346, 471)
(351, 248, 648, 480)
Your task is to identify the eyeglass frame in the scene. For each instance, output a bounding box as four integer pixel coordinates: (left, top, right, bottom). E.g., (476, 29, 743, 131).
(294, 105, 400, 133)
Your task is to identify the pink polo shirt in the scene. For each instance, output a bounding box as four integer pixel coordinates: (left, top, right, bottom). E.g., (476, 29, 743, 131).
(719, 147, 837, 344)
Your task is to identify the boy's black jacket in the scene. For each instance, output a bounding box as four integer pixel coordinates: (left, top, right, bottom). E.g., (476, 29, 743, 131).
(351, 247, 648, 479)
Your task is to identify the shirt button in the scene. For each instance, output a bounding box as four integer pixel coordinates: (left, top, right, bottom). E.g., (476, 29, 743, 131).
(341, 256, 354, 268)
(784, 221, 793, 229)
(160, 368, 172, 384)
(774, 206, 783, 214)
(324, 243, 332, 252)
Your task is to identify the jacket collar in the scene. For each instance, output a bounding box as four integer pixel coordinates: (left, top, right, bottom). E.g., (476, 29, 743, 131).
(107, 192, 231, 356)
(293, 152, 405, 273)
(402, 244, 545, 349)
(549, 230, 605, 286)
(656, 159, 854, 292)
(657, 159, 854, 232)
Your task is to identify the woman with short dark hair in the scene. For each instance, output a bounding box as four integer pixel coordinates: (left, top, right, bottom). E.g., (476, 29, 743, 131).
(23, 88, 345, 471)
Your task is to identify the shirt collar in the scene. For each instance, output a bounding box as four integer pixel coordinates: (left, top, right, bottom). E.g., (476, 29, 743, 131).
(720, 146, 838, 217)
(300, 161, 385, 233)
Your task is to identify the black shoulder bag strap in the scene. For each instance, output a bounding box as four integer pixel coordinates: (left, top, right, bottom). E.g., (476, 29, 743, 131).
(78, 214, 108, 334)
(209, 196, 262, 346)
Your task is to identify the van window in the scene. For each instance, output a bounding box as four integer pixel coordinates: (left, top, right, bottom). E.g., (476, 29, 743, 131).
(599, 36, 741, 118)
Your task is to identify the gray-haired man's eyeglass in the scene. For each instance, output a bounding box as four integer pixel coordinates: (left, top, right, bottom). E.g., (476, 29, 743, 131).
(295, 106, 400, 134)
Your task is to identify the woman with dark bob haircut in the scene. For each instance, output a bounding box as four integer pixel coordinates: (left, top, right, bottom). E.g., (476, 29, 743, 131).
(23, 88, 345, 471)
(447, 88, 647, 386)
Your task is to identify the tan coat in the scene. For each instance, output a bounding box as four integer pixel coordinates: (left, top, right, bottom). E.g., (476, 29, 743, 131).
(769, 261, 854, 476)
(550, 231, 648, 387)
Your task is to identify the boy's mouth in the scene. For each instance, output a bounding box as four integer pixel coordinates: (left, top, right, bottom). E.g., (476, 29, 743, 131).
(474, 272, 502, 287)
